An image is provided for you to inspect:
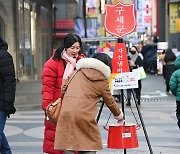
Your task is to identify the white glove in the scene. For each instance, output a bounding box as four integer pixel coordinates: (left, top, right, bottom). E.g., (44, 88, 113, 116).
(114, 111, 124, 121)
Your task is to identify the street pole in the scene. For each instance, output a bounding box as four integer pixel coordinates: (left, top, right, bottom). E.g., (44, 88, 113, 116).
(83, 0, 87, 38)
(117, 38, 126, 154)
(53, 6, 57, 48)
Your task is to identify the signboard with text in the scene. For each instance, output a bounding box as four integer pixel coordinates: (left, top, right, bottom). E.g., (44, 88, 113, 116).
(169, 3, 178, 33)
(136, 0, 152, 33)
(109, 43, 138, 92)
(104, 2, 136, 38)
(112, 43, 129, 73)
(104, 2, 138, 92)
(110, 72, 138, 91)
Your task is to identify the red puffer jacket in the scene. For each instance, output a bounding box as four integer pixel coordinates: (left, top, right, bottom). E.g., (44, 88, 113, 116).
(42, 54, 85, 154)
(42, 56, 64, 154)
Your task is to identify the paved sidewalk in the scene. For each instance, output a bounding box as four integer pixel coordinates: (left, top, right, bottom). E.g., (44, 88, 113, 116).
(15, 80, 42, 110)
(9, 74, 180, 153)
(15, 74, 175, 110)
(6, 99, 180, 154)
(98, 100, 180, 154)
(15, 74, 174, 110)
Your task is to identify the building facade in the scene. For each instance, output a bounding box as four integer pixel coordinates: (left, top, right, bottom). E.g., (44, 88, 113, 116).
(0, 0, 53, 81)
(168, 0, 180, 51)
(157, 0, 180, 51)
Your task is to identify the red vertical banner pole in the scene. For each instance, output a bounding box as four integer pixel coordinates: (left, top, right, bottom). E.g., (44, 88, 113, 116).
(111, 37, 129, 153)
(118, 38, 126, 154)
(104, 2, 145, 154)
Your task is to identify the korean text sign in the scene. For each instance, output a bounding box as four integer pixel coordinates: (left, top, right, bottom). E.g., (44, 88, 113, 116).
(104, 2, 136, 38)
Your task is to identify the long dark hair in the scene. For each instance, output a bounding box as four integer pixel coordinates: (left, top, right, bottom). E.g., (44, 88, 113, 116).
(164, 48, 176, 63)
(130, 45, 138, 52)
(92, 52, 112, 71)
(53, 33, 82, 61)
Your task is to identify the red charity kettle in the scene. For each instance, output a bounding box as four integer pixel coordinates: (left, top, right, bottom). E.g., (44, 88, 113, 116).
(104, 123, 140, 149)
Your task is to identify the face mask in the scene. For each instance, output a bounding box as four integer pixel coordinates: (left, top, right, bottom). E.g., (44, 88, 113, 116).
(130, 50, 136, 55)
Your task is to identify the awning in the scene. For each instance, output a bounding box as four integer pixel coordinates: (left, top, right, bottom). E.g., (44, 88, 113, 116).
(54, 32, 68, 38)
(54, 19, 74, 30)
(54, 19, 75, 38)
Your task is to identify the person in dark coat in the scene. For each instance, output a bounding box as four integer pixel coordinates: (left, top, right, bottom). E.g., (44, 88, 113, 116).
(126, 46, 144, 106)
(169, 56, 180, 129)
(163, 49, 176, 95)
(0, 37, 16, 153)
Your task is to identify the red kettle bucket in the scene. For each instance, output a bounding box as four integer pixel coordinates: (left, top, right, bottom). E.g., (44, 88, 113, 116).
(105, 123, 139, 149)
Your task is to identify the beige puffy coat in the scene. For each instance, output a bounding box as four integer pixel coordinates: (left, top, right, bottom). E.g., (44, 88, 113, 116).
(55, 58, 123, 151)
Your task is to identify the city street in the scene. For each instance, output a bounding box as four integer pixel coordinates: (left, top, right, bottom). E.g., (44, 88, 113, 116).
(5, 74, 180, 154)
(1, 0, 180, 153)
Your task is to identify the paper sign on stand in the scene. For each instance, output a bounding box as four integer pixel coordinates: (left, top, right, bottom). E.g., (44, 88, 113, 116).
(110, 72, 138, 90)
(109, 41, 138, 94)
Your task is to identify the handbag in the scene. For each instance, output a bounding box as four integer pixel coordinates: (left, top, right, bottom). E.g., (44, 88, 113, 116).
(46, 98, 62, 124)
(132, 66, 146, 80)
(46, 70, 78, 124)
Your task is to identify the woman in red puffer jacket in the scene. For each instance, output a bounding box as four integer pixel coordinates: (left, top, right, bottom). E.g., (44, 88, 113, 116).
(42, 33, 85, 154)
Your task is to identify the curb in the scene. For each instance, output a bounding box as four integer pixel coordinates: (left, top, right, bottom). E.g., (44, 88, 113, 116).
(15, 94, 42, 110)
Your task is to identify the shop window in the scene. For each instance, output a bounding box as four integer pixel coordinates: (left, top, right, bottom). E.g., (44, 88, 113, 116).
(41, 6, 51, 62)
(18, 0, 33, 79)
(0, 17, 5, 38)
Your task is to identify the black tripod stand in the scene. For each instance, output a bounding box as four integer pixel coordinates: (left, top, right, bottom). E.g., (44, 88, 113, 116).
(96, 89, 153, 154)
(124, 89, 153, 154)
(96, 38, 153, 153)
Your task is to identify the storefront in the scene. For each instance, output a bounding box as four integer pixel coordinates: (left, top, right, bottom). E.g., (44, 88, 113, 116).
(16, 0, 53, 80)
(168, 0, 180, 51)
(0, 0, 53, 81)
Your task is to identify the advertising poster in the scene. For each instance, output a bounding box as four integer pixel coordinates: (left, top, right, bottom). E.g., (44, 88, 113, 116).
(74, 18, 97, 38)
(169, 3, 178, 33)
(87, 0, 96, 18)
(136, 0, 152, 33)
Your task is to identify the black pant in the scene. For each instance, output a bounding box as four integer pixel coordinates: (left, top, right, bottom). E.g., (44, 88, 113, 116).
(176, 101, 180, 129)
(165, 80, 170, 92)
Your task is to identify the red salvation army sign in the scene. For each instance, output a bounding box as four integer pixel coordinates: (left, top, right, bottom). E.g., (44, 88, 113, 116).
(104, 2, 136, 38)
(112, 43, 129, 73)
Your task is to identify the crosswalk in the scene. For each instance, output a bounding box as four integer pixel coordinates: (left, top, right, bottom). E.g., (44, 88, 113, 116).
(5, 110, 44, 153)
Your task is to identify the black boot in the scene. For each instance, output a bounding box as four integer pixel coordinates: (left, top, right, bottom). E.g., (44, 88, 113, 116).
(126, 99, 131, 106)
(138, 99, 141, 105)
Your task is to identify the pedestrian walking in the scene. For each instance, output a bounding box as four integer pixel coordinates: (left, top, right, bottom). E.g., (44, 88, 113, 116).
(0, 37, 16, 154)
(42, 33, 86, 154)
(126, 46, 144, 106)
(137, 41, 144, 61)
(169, 56, 180, 130)
(163, 49, 176, 95)
(54, 53, 124, 154)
